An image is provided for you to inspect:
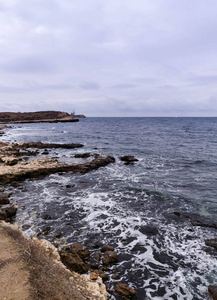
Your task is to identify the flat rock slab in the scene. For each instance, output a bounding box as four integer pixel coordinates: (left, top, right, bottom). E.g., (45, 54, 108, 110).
(0, 155, 115, 183)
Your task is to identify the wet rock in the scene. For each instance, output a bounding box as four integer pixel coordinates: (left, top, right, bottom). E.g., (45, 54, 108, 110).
(22, 224, 32, 230)
(209, 285, 217, 300)
(59, 251, 88, 274)
(0, 193, 11, 205)
(92, 269, 109, 282)
(173, 211, 181, 217)
(115, 283, 137, 300)
(102, 251, 118, 266)
(42, 226, 51, 235)
(66, 184, 75, 188)
(69, 242, 90, 260)
(205, 239, 217, 250)
(120, 155, 139, 165)
(0, 204, 17, 220)
(94, 252, 101, 261)
(90, 263, 100, 269)
(20, 142, 84, 149)
(74, 153, 91, 158)
(41, 213, 52, 220)
(42, 149, 49, 155)
(101, 244, 114, 252)
(0, 155, 115, 183)
(139, 225, 159, 236)
(53, 232, 62, 238)
(112, 273, 121, 280)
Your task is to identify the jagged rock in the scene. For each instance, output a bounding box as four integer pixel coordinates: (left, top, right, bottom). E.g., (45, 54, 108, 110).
(0, 156, 20, 165)
(0, 204, 17, 220)
(42, 226, 51, 235)
(120, 156, 138, 165)
(90, 272, 99, 280)
(92, 269, 109, 282)
(41, 213, 52, 220)
(94, 252, 101, 261)
(205, 239, 217, 250)
(59, 251, 88, 274)
(101, 244, 114, 252)
(74, 153, 91, 158)
(20, 142, 83, 149)
(208, 285, 217, 300)
(0, 155, 115, 183)
(69, 243, 90, 259)
(115, 283, 137, 300)
(0, 193, 11, 205)
(102, 251, 118, 265)
(53, 232, 62, 238)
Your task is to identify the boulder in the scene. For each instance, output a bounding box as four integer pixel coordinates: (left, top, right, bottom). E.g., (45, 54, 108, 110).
(101, 244, 114, 252)
(115, 283, 137, 300)
(120, 156, 138, 165)
(0, 204, 17, 220)
(0, 193, 11, 205)
(70, 243, 90, 260)
(208, 285, 217, 300)
(102, 251, 118, 265)
(205, 239, 217, 250)
(59, 250, 88, 274)
(74, 153, 91, 158)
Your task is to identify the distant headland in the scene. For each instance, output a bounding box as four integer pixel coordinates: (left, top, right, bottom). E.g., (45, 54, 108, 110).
(0, 111, 86, 124)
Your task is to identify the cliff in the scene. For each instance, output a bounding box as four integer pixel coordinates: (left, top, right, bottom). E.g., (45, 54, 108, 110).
(0, 111, 79, 124)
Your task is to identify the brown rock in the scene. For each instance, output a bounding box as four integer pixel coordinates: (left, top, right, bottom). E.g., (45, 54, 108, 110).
(208, 285, 217, 300)
(115, 283, 137, 300)
(0, 204, 17, 220)
(59, 251, 88, 274)
(70, 243, 90, 260)
(101, 244, 114, 252)
(74, 153, 91, 158)
(90, 272, 98, 280)
(102, 251, 118, 265)
(94, 252, 101, 261)
(0, 193, 11, 205)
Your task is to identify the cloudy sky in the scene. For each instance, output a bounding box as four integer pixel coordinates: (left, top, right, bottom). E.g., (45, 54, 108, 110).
(0, 0, 217, 116)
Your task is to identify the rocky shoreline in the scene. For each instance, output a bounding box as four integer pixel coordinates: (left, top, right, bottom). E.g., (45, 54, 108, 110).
(0, 125, 138, 300)
(1, 125, 217, 300)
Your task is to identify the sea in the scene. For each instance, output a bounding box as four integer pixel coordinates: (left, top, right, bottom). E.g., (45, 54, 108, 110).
(2, 117, 217, 300)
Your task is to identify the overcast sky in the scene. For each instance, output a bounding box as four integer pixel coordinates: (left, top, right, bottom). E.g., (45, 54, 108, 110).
(0, 0, 217, 116)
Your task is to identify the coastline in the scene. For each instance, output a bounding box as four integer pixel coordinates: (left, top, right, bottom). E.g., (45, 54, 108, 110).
(0, 125, 108, 300)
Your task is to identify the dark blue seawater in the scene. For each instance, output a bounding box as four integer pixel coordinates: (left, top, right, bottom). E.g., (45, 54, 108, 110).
(2, 117, 217, 300)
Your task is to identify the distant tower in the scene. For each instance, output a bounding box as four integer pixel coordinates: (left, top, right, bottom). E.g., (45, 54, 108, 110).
(71, 110, 75, 116)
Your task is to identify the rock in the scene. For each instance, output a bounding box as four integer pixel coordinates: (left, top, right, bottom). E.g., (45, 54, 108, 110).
(112, 273, 120, 280)
(42, 149, 49, 155)
(0, 156, 20, 165)
(115, 283, 137, 300)
(70, 243, 90, 259)
(42, 226, 51, 235)
(93, 270, 109, 282)
(81, 274, 107, 300)
(139, 225, 159, 236)
(0, 154, 115, 184)
(74, 153, 91, 158)
(53, 232, 62, 238)
(120, 155, 139, 165)
(101, 244, 114, 252)
(90, 272, 99, 280)
(0, 204, 17, 220)
(209, 285, 217, 300)
(20, 142, 84, 149)
(0, 193, 11, 205)
(102, 251, 118, 265)
(205, 239, 217, 250)
(41, 213, 52, 220)
(94, 252, 101, 261)
(59, 251, 88, 274)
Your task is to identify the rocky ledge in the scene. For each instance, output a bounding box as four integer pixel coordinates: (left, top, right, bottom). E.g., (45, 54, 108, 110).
(0, 141, 115, 184)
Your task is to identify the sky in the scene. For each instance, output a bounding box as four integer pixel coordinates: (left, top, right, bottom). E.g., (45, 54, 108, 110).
(0, 0, 217, 117)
